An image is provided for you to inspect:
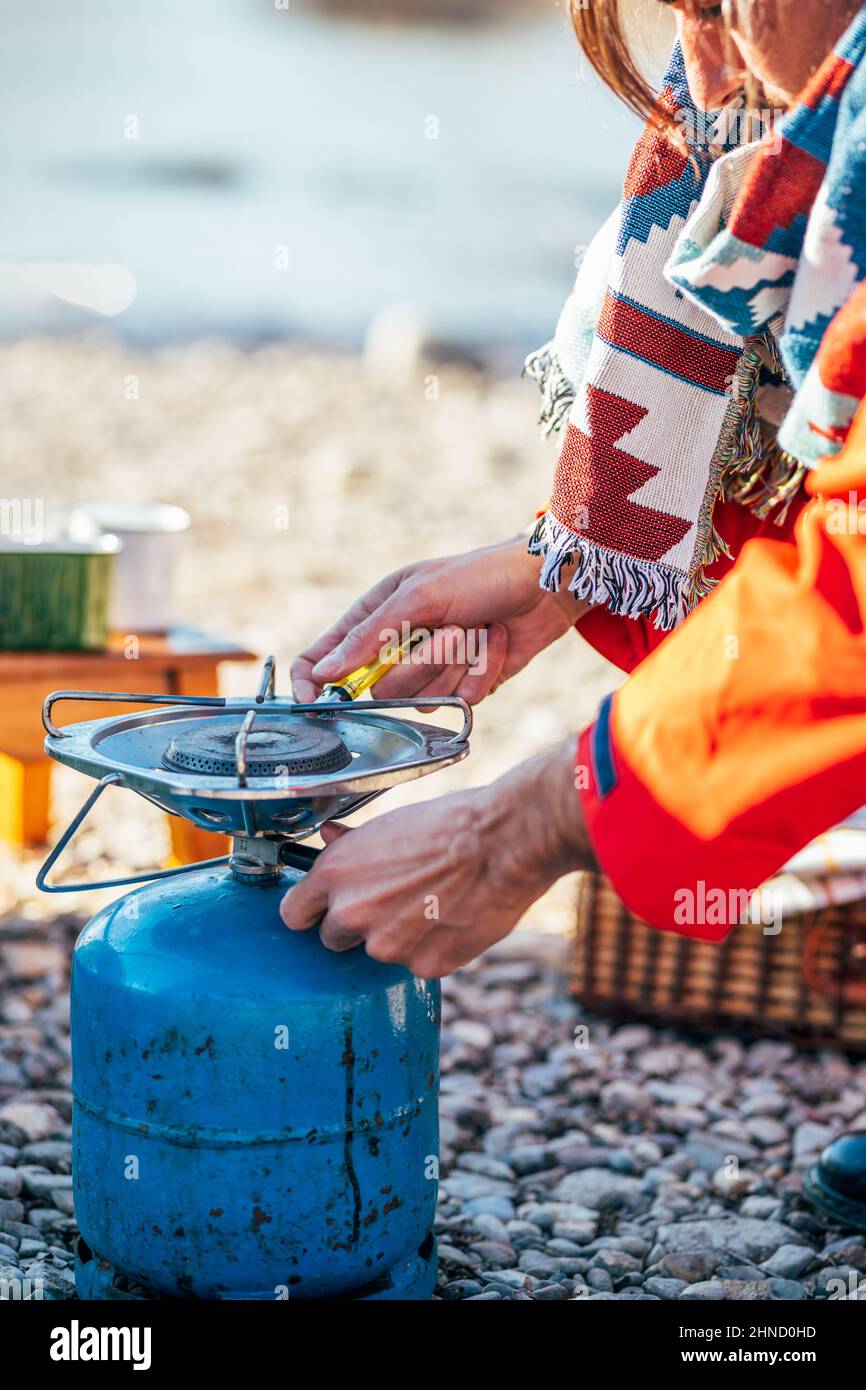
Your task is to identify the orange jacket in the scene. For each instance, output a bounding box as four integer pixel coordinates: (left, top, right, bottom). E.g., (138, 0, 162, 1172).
(575, 311, 866, 939)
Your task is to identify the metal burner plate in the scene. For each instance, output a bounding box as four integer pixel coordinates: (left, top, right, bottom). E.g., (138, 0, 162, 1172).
(43, 698, 470, 838)
(162, 718, 352, 779)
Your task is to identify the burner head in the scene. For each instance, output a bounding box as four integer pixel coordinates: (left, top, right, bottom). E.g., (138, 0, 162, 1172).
(162, 718, 353, 779)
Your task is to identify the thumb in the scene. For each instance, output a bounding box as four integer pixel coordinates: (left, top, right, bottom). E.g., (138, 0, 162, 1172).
(312, 605, 427, 684)
(279, 862, 330, 932)
(320, 822, 350, 845)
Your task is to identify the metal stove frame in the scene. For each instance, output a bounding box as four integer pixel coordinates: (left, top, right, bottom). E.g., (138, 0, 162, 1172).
(37, 654, 472, 894)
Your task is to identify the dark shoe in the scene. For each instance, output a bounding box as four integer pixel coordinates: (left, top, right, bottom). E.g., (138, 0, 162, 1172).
(804, 1133, 866, 1234)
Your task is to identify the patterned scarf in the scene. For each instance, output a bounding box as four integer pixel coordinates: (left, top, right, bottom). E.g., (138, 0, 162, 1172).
(527, 6, 866, 630)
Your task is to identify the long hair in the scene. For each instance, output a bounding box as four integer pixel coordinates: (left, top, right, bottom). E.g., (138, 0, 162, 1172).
(569, 0, 755, 132)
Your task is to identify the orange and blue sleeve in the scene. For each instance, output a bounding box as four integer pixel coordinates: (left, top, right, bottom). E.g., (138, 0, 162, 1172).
(574, 391, 866, 940)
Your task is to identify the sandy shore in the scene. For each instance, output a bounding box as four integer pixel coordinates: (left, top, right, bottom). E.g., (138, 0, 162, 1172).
(1, 335, 619, 930)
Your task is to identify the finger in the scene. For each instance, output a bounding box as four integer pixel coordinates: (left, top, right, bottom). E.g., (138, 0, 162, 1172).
(311, 589, 436, 685)
(290, 656, 320, 705)
(363, 912, 435, 965)
(406, 926, 475, 980)
(385, 624, 468, 700)
(319, 821, 350, 845)
(291, 572, 405, 698)
(404, 659, 468, 712)
(455, 622, 508, 704)
(279, 865, 330, 932)
(318, 911, 364, 954)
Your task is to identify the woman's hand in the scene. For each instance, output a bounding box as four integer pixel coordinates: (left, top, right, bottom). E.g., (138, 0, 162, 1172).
(279, 740, 594, 978)
(290, 534, 586, 705)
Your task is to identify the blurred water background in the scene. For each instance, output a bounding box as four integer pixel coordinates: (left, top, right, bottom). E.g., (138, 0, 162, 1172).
(0, 0, 644, 363)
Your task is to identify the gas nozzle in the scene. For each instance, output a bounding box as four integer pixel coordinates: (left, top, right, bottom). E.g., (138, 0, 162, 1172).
(317, 628, 429, 703)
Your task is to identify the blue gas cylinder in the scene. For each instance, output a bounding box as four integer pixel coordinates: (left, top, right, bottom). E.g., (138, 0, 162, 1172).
(70, 863, 440, 1300)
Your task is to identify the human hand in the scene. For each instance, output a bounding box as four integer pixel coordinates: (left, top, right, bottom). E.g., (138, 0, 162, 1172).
(279, 739, 593, 977)
(291, 535, 584, 706)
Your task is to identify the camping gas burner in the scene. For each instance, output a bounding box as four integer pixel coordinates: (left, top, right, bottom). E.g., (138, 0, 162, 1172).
(162, 718, 352, 780)
(37, 652, 472, 893)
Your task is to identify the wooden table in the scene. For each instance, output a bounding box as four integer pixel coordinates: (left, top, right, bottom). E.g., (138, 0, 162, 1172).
(0, 627, 257, 862)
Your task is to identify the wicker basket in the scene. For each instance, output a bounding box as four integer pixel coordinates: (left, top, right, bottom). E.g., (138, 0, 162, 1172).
(574, 872, 866, 1052)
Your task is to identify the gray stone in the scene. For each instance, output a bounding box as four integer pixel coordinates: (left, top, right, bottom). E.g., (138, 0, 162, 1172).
(684, 1132, 760, 1171)
(546, 1237, 584, 1256)
(543, 1140, 608, 1172)
(590, 1234, 650, 1258)
(608, 1025, 655, 1051)
(0, 1168, 22, 1200)
(0, 1103, 64, 1143)
(438, 1243, 481, 1271)
(716, 1263, 769, 1281)
(636, 1046, 685, 1077)
(25, 1208, 69, 1233)
(18, 1167, 72, 1202)
(591, 1249, 642, 1278)
(481, 1268, 533, 1290)
(645, 1082, 707, 1107)
(722, 1280, 777, 1299)
(52, 1188, 75, 1216)
(455, 1153, 515, 1182)
(761, 1244, 815, 1280)
(449, 1020, 493, 1051)
(552, 1221, 596, 1244)
(518, 1250, 560, 1278)
(16, 1238, 46, 1259)
(644, 1276, 688, 1300)
(747, 1118, 789, 1147)
(654, 1250, 715, 1283)
(554, 1168, 644, 1212)
(741, 1093, 787, 1118)
(23, 1260, 75, 1300)
(441, 1279, 483, 1299)
(820, 1240, 866, 1271)
(507, 1218, 545, 1239)
(609, 1151, 640, 1175)
(600, 1080, 652, 1116)
(468, 1239, 515, 1267)
(470, 1212, 510, 1242)
(768, 1278, 807, 1301)
(585, 1267, 614, 1293)
(19, 1140, 72, 1172)
(739, 1196, 782, 1219)
(0, 1220, 30, 1243)
(462, 1195, 515, 1222)
(629, 1139, 665, 1167)
(441, 1172, 516, 1201)
(523, 1201, 598, 1230)
(505, 1145, 551, 1176)
(680, 1280, 727, 1300)
(792, 1122, 834, 1157)
(811, 1265, 864, 1296)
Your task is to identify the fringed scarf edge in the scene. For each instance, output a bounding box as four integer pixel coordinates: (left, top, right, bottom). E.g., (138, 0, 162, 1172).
(527, 512, 690, 632)
(526, 329, 806, 628)
(522, 341, 576, 438)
